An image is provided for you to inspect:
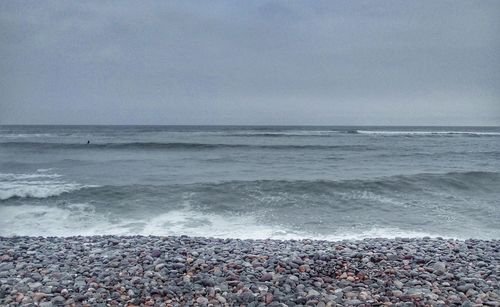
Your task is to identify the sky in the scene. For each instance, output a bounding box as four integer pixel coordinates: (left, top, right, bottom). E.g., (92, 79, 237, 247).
(1, 1, 499, 125)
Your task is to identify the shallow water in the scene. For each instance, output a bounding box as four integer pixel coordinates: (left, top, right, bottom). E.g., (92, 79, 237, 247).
(1, 125, 499, 239)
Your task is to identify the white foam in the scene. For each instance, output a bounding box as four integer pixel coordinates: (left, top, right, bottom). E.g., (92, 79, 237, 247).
(356, 130, 500, 136)
(141, 209, 451, 240)
(36, 168, 53, 173)
(140, 207, 300, 239)
(0, 172, 92, 200)
(319, 227, 449, 241)
(230, 130, 341, 137)
(0, 181, 88, 200)
(0, 133, 54, 138)
(0, 202, 461, 240)
(336, 190, 403, 206)
(0, 173, 62, 180)
(0, 203, 126, 236)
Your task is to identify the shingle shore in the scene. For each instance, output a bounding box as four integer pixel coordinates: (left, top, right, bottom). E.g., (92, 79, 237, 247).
(0, 236, 499, 306)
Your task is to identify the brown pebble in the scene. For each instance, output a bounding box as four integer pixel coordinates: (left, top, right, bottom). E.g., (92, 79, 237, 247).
(265, 292, 273, 304)
(33, 292, 46, 302)
(15, 293, 24, 303)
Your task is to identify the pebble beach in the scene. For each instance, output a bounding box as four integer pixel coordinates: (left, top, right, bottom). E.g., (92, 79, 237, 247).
(0, 236, 499, 306)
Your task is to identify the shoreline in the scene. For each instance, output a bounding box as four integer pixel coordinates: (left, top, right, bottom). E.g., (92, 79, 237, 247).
(0, 236, 498, 306)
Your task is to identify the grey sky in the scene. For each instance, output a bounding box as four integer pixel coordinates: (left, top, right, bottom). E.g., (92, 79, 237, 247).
(1, 1, 499, 125)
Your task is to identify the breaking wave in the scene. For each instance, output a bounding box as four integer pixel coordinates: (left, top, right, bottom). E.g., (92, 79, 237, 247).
(355, 130, 500, 136)
(1, 171, 498, 239)
(0, 202, 448, 239)
(0, 171, 95, 200)
(5, 170, 496, 201)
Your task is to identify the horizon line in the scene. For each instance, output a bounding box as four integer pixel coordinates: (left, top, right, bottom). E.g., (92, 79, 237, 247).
(1, 124, 499, 127)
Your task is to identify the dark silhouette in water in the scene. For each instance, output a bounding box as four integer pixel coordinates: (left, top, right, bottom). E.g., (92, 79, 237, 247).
(87, 140, 90, 144)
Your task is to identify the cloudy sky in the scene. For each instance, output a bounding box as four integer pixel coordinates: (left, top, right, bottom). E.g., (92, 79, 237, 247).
(1, 1, 499, 125)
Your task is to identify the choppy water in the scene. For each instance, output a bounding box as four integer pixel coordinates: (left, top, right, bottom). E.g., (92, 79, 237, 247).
(1, 125, 499, 240)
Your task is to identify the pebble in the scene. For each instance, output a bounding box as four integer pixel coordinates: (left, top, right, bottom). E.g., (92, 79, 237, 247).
(151, 249, 161, 257)
(393, 279, 404, 289)
(196, 296, 209, 304)
(0, 236, 498, 306)
(259, 273, 273, 282)
(433, 261, 447, 275)
(265, 292, 273, 304)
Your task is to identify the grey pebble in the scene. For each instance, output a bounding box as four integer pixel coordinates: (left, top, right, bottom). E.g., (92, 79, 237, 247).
(0, 236, 497, 306)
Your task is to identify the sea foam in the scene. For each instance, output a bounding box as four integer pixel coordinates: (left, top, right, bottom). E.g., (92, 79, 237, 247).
(0, 171, 92, 200)
(356, 130, 500, 136)
(0, 201, 460, 240)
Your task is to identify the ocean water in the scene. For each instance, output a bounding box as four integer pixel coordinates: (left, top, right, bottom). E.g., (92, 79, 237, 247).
(0, 125, 499, 240)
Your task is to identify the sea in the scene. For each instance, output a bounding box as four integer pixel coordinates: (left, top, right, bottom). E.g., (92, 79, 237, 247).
(0, 125, 499, 240)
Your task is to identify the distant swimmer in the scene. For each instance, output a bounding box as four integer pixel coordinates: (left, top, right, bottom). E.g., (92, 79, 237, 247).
(87, 140, 90, 144)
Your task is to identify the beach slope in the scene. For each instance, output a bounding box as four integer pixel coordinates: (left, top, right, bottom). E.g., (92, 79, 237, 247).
(0, 236, 498, 306)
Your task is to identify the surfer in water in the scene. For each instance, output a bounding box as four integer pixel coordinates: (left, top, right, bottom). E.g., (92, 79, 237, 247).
(87, 140, 90, 144)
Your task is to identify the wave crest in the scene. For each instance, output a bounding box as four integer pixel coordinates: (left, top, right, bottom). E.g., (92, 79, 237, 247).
(356, 130, 500, 136)
(27, 170, 499, 201)
(0, 142, 373, 151)
(0, 171, 94, 200)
